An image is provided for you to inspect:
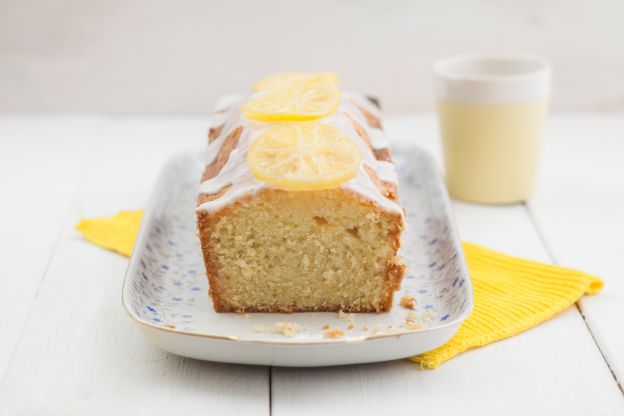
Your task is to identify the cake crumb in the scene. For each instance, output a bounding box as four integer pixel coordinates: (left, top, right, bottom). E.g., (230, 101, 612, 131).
(338, 310, 355, 322)
(324, 328, 345, 338)
(406, 321, 423, 330)
(422, 310, 437, 322)
(362, 324, 369, 331)
(347, 324, 354, 330)
(236, 310, 251, 319)
(322, 324, 330, 330)
(253, 325, 267, 333)
(400, 295, 416, 309)
(275, 322, 302, 338)
(406, 310, 417, 322)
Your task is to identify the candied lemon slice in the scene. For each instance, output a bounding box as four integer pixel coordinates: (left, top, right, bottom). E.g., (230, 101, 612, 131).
(242, 83, 342, 122)
(252, 72, 340, 92)
(247, 123, 360, 191)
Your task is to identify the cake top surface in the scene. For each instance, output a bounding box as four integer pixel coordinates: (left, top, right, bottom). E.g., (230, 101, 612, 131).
(197, 73, 403, 215)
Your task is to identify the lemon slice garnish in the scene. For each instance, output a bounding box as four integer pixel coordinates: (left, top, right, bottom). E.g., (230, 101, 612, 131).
(252, 72, 340, 92)
(242, 83, 342, 122)
(247, 123, 360, 191)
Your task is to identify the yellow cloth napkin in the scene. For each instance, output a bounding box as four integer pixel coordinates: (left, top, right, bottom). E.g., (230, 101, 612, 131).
(411, 242, 602, 368)
(76, 210, 143, 257)
(76, 210, 603, 368)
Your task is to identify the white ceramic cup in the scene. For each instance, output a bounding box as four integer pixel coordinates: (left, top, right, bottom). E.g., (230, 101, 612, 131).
(433, 54, 551, 204)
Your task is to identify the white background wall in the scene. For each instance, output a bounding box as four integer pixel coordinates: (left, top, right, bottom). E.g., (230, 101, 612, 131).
(1, 0, 623, 114)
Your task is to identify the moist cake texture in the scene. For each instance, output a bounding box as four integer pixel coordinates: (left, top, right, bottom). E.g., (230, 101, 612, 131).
(196, 75, 405, 313)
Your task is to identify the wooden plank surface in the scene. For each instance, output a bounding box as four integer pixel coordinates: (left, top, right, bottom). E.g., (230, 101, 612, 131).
(0, 115, 622, 415)
(0, 118, 270, 415)
(528, 115, 624, 390)
(0, 117, 100, 376)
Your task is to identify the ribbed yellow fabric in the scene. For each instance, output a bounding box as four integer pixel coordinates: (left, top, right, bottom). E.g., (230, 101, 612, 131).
(75, 211, 603, 368)
(75, 210, 143, 257)
(410, 242, 603, 368)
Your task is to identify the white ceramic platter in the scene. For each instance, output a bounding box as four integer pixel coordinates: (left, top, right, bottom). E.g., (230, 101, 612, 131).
(122, 146, 473, 367)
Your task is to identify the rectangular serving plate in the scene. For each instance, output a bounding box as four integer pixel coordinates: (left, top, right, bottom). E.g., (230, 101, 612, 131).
(122, 146, 473, 367)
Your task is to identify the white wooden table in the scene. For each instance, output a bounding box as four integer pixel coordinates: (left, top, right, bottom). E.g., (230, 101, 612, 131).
(0, 114, 623, 415)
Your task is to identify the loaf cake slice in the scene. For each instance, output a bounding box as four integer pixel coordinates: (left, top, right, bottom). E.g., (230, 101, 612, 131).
(196, 74, 405, 313)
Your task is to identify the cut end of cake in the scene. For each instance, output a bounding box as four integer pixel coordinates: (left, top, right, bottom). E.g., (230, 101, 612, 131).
(197, 188, 405, 313)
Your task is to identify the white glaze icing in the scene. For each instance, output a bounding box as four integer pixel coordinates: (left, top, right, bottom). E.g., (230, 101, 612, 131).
(214, 93, 246, 112)
(198, 92, 403, 215)
(376, 161, 399, 184)
(367, 127, 389, 149)
(210, 112, 229, 127)
(345, 92, 383, 121)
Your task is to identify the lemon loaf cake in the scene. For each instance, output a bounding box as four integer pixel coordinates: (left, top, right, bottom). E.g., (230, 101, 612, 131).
(196, 73, 405, 313)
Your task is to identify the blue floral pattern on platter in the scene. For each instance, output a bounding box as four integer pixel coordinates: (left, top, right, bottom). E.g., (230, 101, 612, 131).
(123, 146, 472, 342)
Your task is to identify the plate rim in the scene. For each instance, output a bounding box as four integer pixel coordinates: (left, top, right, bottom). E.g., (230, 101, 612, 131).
(121, 146, 474, 346)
